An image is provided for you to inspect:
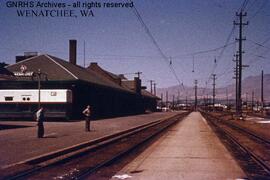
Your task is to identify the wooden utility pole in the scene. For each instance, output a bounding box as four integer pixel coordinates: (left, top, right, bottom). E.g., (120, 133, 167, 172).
(212, 74, 216, 111)
(206, 94, 209, 105)
(261, 71, 264, 107)
(186, 96, 188, 110)
(153, 83, 156, 96)
(166, 91, 168, 108)
(234, 11, 248, 117)
(149, 80, 154, 94)
(172, 95, 175, 110)
(226, 88, 229, 108)
(246, 92, 248, 111)
(135, 72, 142, 79)
(251, 91, 254, 113)
(233, 53, 239, 114)
(261, 70, 264, 113)
(177, 90, 180, 105)
(194, 80, 198, 111)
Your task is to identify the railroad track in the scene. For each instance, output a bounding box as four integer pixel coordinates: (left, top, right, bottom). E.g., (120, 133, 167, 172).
(222, 119, 270, 144)
(0, 112, 190, 180)
(201, 111, 270, 179)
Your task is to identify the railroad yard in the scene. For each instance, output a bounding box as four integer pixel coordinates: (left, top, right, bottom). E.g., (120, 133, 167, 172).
(0, 110, 269, 179)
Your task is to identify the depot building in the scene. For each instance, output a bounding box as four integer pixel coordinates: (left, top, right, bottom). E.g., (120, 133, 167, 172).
(0, 40, 159, 119)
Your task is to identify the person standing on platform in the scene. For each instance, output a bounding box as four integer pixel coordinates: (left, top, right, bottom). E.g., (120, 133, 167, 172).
(82, 105, 91, 132)
(36, 107, 45, 138)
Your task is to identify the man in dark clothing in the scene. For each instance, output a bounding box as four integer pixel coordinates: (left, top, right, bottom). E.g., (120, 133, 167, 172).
(36, 107, 45, 138)
(82, 105, 91, 131)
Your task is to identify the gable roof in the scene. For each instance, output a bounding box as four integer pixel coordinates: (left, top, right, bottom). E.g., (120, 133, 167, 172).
(0, 66, 15, 80)
(6, 54, 133, 93)
(0, 66, 14, 76)
(87, 63, 132, 91)
(6, 54, 159, 99)
(122, 80, 159, 99)
(141, 89, 159, 99)
(88, 63, 159, 99)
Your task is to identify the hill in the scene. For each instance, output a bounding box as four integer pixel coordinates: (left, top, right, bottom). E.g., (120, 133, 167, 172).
(156, 74, 270, 102)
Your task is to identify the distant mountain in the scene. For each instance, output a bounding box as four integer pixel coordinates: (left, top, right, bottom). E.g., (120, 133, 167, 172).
(156, 74, 270, 102)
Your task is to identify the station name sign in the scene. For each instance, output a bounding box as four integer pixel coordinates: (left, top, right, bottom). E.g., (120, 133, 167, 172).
(14, 64, 34, 77)
(14, 72, 34, 76)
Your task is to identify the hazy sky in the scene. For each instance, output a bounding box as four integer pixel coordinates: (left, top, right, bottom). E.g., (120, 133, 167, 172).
(0, 0, 269, 91)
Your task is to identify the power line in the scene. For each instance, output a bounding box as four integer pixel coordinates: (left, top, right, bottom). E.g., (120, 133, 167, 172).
(173, 42, 236, 58)
(247, 39, 270, 51)
(245, 39, 270, 66)
(202, 28, 235, 97)
(246, 0, 258, 11)
(129, 0, 185, 92)
(248, 0, 268, 20)
(202, 0, 250, 98)
(239, 0, 250, 11)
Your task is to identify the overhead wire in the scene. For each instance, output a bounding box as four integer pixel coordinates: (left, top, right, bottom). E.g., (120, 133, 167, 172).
(246, 39, 270, 51)
(246, 0, 258, 11)
(172, 42, 236, 58)
(128, 0, 185, 92)
(201, 0, 250, 97)
(201, 25, 236, 96)
(248, 0, 268, 20)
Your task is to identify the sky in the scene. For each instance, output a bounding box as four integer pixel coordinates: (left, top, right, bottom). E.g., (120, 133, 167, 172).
(0, 0, 269, 91)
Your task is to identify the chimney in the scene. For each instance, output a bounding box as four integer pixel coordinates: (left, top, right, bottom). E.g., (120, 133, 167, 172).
(134, 77, 141, 94)
(16, 52, 38, 63)
(117, 77, 122, 86)
(69, 40, 77, 65)
(90, 62, 98, 67)
(118, 74, 125, 79)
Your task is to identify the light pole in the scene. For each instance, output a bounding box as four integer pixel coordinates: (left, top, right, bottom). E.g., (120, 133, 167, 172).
(34, 69, 47, 110)
(37, 69, 41, 109)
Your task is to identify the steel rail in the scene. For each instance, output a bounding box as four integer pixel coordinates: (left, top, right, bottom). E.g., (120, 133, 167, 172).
(76, 112, 189, 179)
(202, 112, 270, 177)
(2, 112, 190, 180)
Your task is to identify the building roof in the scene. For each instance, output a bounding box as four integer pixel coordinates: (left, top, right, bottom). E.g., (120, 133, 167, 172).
(88, 63, 159, 99)
(0, 66, 13, 76)
(6, 54, 159, 99)
(87, 63, 133, 92)
(6, 54, 133, 93)
(142, 89, 159, 99)
(122, 80, 159, 99)
(0, 66, 15, 80)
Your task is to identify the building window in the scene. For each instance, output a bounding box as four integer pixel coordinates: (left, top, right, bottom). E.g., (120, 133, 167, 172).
(5, 97, 13, 101)
(51, 91, 57, 96)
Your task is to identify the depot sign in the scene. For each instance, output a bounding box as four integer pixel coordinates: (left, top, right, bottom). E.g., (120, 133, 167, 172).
(14, 65, 34, 77)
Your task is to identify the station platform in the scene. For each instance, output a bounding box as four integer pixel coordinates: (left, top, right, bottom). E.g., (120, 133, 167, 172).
(0, 112, 179, 168)
(112, 112, 247, 180)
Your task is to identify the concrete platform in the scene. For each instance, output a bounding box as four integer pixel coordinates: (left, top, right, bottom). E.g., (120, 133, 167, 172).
(112, 112, 247, 180)
(0, 112, 179, 168)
